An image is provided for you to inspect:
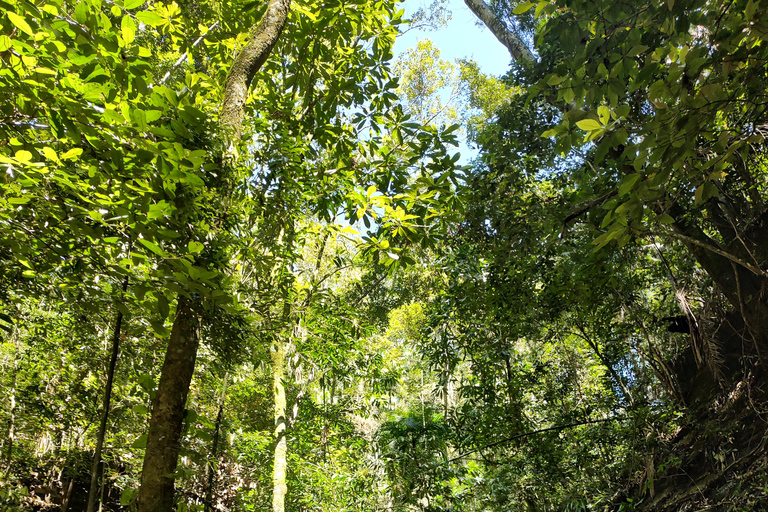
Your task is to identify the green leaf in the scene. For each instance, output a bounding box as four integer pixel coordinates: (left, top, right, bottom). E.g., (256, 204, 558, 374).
(0, 35, 11, 52)
(132, 404, 149, 415)
(41, 147, 60, 162)
(137, 374, 155, 392)
(575, 119, 603, 131)
(157, 294, 170, 319)
(136, 11, 164, 26)
(7, 12, 34, 36)
(512, 1, 535, 14)
(188, 241, 204, 253)
(618, 173, 641, 196)
(124, 0, 146, 9)
(120, 488, 138, 506)
(121, 16, 136, 44)
(14, 150, 33, 163)
(138, 238, 165, 256)
(61, 148, 83, 160)
(131, 434, 147, 449)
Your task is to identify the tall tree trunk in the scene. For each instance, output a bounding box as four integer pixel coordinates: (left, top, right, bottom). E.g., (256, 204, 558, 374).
(137, 296, 200, 512)
(3, 325, 18, 478)
(87, 278, 129, 512)
(204, 373, 229, 512)
(271, 338, 288, 512)
(136, 0, 291, 508)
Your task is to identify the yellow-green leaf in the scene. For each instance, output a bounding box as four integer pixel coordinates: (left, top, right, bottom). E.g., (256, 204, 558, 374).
(136, 11, 164, 26)
(575, 119, 603, 131)
(0, 35, 11, 52)
(513, 2, 535, 14)
(41, 147, 60, 162)
(14, 150, 33, 162)
(61, 148, 83, 160)
(7, 12, 34, 36)
(121, 16, 136, 44)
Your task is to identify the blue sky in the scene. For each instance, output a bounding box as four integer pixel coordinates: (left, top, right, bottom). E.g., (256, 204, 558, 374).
(393, 0, 512, 78)
(392, 0, 513, 162)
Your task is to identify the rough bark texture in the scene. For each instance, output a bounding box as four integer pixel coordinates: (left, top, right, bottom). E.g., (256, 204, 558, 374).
(87, 279, 128, 512)
(271, 338, 288, 512)
(137, 296, 200, 512)
(221, 0, 292, 145)
(463, 0, 535, 63)
(136, 0, 292, 507)
(671, 209, 768, 355)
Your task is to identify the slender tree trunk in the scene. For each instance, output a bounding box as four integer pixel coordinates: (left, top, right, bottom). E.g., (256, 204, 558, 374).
(204, 373, 229, 512)
(3, 326, 18, 478)
(137, 296, 200, 512)
(87, 278, 129, 512)
(271, 338, 288, 512)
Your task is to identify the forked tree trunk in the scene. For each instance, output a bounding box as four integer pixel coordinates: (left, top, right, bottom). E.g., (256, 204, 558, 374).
(271, 338, 288, 512)
(136, 0, 292, 508)
(87, 278, 129, 512)
(137, 296, 200, 512)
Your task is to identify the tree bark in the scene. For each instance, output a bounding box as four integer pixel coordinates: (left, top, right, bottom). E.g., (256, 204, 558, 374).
(271, 337, 288, 512)
(221, 0, 292, 146)
(3, 325, 18, 478)
(463, 0, 535, 63)
(137, 296, 200, 512)
(87, 278, 129, 512)
(670, 209, 768, 354)
(136, 0, 292, 507)
(204, 373, 229, 512)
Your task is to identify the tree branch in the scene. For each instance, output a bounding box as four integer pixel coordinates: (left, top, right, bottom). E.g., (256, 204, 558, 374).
(221, 0, 293, 147)
(447, 417, 626, 463)
(463, 0, 535, 64)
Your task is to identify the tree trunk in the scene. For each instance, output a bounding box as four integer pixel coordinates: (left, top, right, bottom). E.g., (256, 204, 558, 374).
(271, 337, 288, 512)
(670, 209, 768, 356)
(204, 373, 229, 512)
(3, 325, 18, 477)
(137, 296, 200, 512)
(221, 0, 292, 146)
(136, 0, 292, 506)
(87, 278, 128, 512)
(462, 0, 535, 63)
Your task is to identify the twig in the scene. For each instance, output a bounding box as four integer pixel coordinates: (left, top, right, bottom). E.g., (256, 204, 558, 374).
(447, 416, 626, 463)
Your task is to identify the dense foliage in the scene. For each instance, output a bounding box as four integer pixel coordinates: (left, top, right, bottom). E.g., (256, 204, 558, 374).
(1, 0, 768, 510)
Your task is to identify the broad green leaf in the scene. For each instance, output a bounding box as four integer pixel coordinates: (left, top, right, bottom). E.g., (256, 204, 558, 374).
(188, 241, 204, 253)
(138, 238, 165, 256)
(61, 148, 83, 160)
(131, 434, 147, 449)
(121, 16, 136, 44)
(512, 1, 535, 14)
(14, 150, 33, 162)
(618, 173, 641, 196)
(136, 11, 164, 26)
(7, 12, 34, 36)
(575, 119, 602, 131)
(124, 0, 146, 9)
(0, 35, 11, 52)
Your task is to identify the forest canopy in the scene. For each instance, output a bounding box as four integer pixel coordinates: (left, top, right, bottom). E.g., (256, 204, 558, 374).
(1, 0, 768, 511)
